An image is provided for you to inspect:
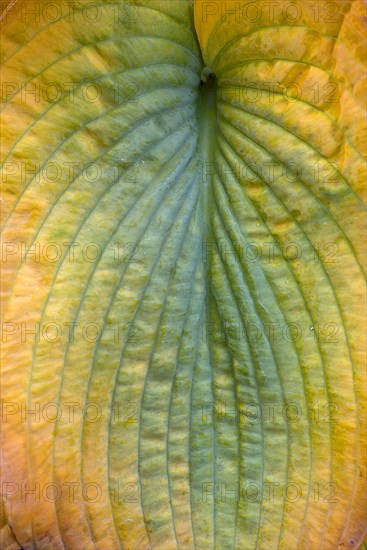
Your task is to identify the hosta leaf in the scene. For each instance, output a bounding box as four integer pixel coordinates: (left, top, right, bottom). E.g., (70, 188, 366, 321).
(193, 1, 367, 548)
(1, 0, 366, 549)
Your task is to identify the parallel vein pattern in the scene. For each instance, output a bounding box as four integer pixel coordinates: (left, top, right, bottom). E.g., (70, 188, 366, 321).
(194, 1, 366, 548)
(1, 1, 366, 549)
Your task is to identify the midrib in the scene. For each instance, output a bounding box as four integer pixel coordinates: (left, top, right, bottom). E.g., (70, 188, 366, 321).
(197, 73, 218, 270)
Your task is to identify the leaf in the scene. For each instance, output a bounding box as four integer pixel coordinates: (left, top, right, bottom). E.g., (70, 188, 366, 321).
(193, 1, 367, 548)
(1, 0, 366, 549)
